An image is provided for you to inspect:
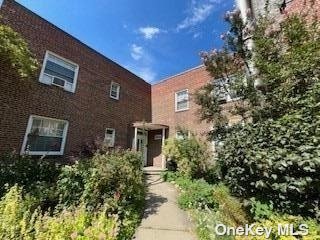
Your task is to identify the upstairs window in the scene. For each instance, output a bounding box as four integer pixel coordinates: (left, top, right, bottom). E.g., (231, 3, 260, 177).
(21, 115, 68, 155)
(104, 128, 115, 147)
(175, 89, 189, 112)
(110, 82, 120, 100)
(39, 51, 79, 93)
(213, 76, 240, 103)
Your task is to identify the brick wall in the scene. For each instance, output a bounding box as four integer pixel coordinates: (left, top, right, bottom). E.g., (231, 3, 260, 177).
(151, 66, 212, 138)
(0, 0, 151, 156)
(285, 0, 320, 18)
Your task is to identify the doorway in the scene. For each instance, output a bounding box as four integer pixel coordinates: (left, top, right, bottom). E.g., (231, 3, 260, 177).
(136, 131, 148, 166)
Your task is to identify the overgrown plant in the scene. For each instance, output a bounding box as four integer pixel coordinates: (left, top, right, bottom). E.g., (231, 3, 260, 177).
(195, 2, 320, 140)
(163, 135, 213, 178)
(0, 24, 38, 78)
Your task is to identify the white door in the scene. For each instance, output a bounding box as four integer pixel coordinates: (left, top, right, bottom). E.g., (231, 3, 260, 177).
(136, 132, 148, 166)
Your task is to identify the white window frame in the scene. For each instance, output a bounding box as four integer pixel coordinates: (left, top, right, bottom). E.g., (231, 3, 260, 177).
(175, 89, 189, 112)
(104, 128, 116, 147)
(213, 76, 241, 103)
(39, 50, 79, 93)
(20, 115, 69, 156)
(109, 82, 120, 100)
(175, 130, 191, 140)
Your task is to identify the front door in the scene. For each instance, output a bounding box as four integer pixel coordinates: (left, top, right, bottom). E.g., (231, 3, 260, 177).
(136, 131, 148, 166)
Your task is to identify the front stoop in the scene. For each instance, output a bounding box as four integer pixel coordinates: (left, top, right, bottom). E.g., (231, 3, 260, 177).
(143, 166, 166, 175)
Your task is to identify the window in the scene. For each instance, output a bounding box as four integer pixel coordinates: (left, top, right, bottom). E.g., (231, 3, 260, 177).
(175, 89, 189, 112)
(110, 82, 120, 100)
(21, 115, 68, 155)
(213, 76, 240, 103)
(39, 51, 79, 93)
(176, 130, 190, 140)
(104, 128, 115, 147)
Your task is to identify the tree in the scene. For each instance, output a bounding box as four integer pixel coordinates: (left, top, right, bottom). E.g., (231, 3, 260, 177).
(195, 3, 320, 141)
(0, 24, 38, 78)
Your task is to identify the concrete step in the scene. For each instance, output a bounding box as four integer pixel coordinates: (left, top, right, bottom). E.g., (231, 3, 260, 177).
(143, 167, 166, 175)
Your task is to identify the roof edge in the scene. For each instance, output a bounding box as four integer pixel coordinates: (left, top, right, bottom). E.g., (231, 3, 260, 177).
(4, 0, 150, 86)
(153, 65, 205, 86)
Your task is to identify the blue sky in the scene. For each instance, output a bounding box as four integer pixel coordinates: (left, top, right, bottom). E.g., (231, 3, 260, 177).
(14, 0, 234, 83)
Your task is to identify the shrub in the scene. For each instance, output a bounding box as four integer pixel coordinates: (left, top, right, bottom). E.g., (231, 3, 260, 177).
(192, 209, 234, 240)
(33, 205, 119, 240)
(163, 135, 213, 178)
(57, 150, 144, 209)
(249, 198, 274, 221)
(56, 150, 145, 239)
(218, 83, 320, 219)
(0, 185, 34, 239)
(161, 171, 180, 182)
(0, 154, 61, 197)
(178, 179, 216, 209)
(0, 186, 119, 240)
(212, 184, 248, 226)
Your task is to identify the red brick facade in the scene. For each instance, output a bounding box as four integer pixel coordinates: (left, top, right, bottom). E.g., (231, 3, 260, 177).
(285, 0, 320, 17)
(151, 66, 212, 138)
(0, 0, 151, 156)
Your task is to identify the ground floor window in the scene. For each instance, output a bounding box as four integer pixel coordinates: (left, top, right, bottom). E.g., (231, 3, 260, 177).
(104, 128, 115, 147)
(21, 115, 68, 155)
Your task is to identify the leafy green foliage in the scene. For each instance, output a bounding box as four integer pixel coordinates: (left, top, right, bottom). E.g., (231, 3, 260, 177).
(57, 151, 144, 210)
(165, 174, 248, 240)
(218, 83, 320, 218)
(0, 150, 145, 239)
(56, 150, 145, 239)
(0, 186, 119, 240)
(177, 178, 216, 209)
(212, 184, 248, 226)
(235, 214, 320, 240)
(0, 24, 38, 78)
(251, 15, 320, 121)
(0, 154, 61, 211)
(162, 135, 213, 178)
(192, 209, 234, 240)
(249, 198, 274, 221)
(0, 154, 61, 197)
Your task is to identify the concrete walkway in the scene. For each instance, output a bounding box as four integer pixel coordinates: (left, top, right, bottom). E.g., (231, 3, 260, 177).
(134, 174, 197, 240)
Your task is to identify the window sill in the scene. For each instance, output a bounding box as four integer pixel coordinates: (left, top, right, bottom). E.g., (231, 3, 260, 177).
(175, 108, 189, 113)
(21, 151, 64, 156)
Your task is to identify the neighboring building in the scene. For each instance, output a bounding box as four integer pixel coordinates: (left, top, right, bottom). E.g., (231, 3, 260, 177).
(152, 66, 212, 139)
(237, 0, 320, 20)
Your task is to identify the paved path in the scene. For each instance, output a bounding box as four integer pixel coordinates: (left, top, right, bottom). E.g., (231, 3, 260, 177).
(134, 174, 197, 240)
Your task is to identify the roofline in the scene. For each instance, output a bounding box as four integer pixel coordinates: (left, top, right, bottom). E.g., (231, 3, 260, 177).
(4, 0, 150, 86)
(153, 65, 205, 86)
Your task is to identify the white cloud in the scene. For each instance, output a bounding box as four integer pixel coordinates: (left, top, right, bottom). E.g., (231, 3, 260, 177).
(136, 67, 157, 82)
(193, 32, 202, 38)
(127, 44, 157, 82)
(177, 0, 220, 31)
(130, 44, 143, 60)
(139, 27, 161, 39)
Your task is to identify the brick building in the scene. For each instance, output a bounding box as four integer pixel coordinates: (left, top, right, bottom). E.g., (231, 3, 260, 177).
(2, 0, 312, 168)
(0, 0, 151, 157)
(0, 0, 217, 168)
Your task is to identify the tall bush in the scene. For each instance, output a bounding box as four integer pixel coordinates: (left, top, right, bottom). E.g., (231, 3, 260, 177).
(163, 135, 213, 178)
(218, 83, 320, 218)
